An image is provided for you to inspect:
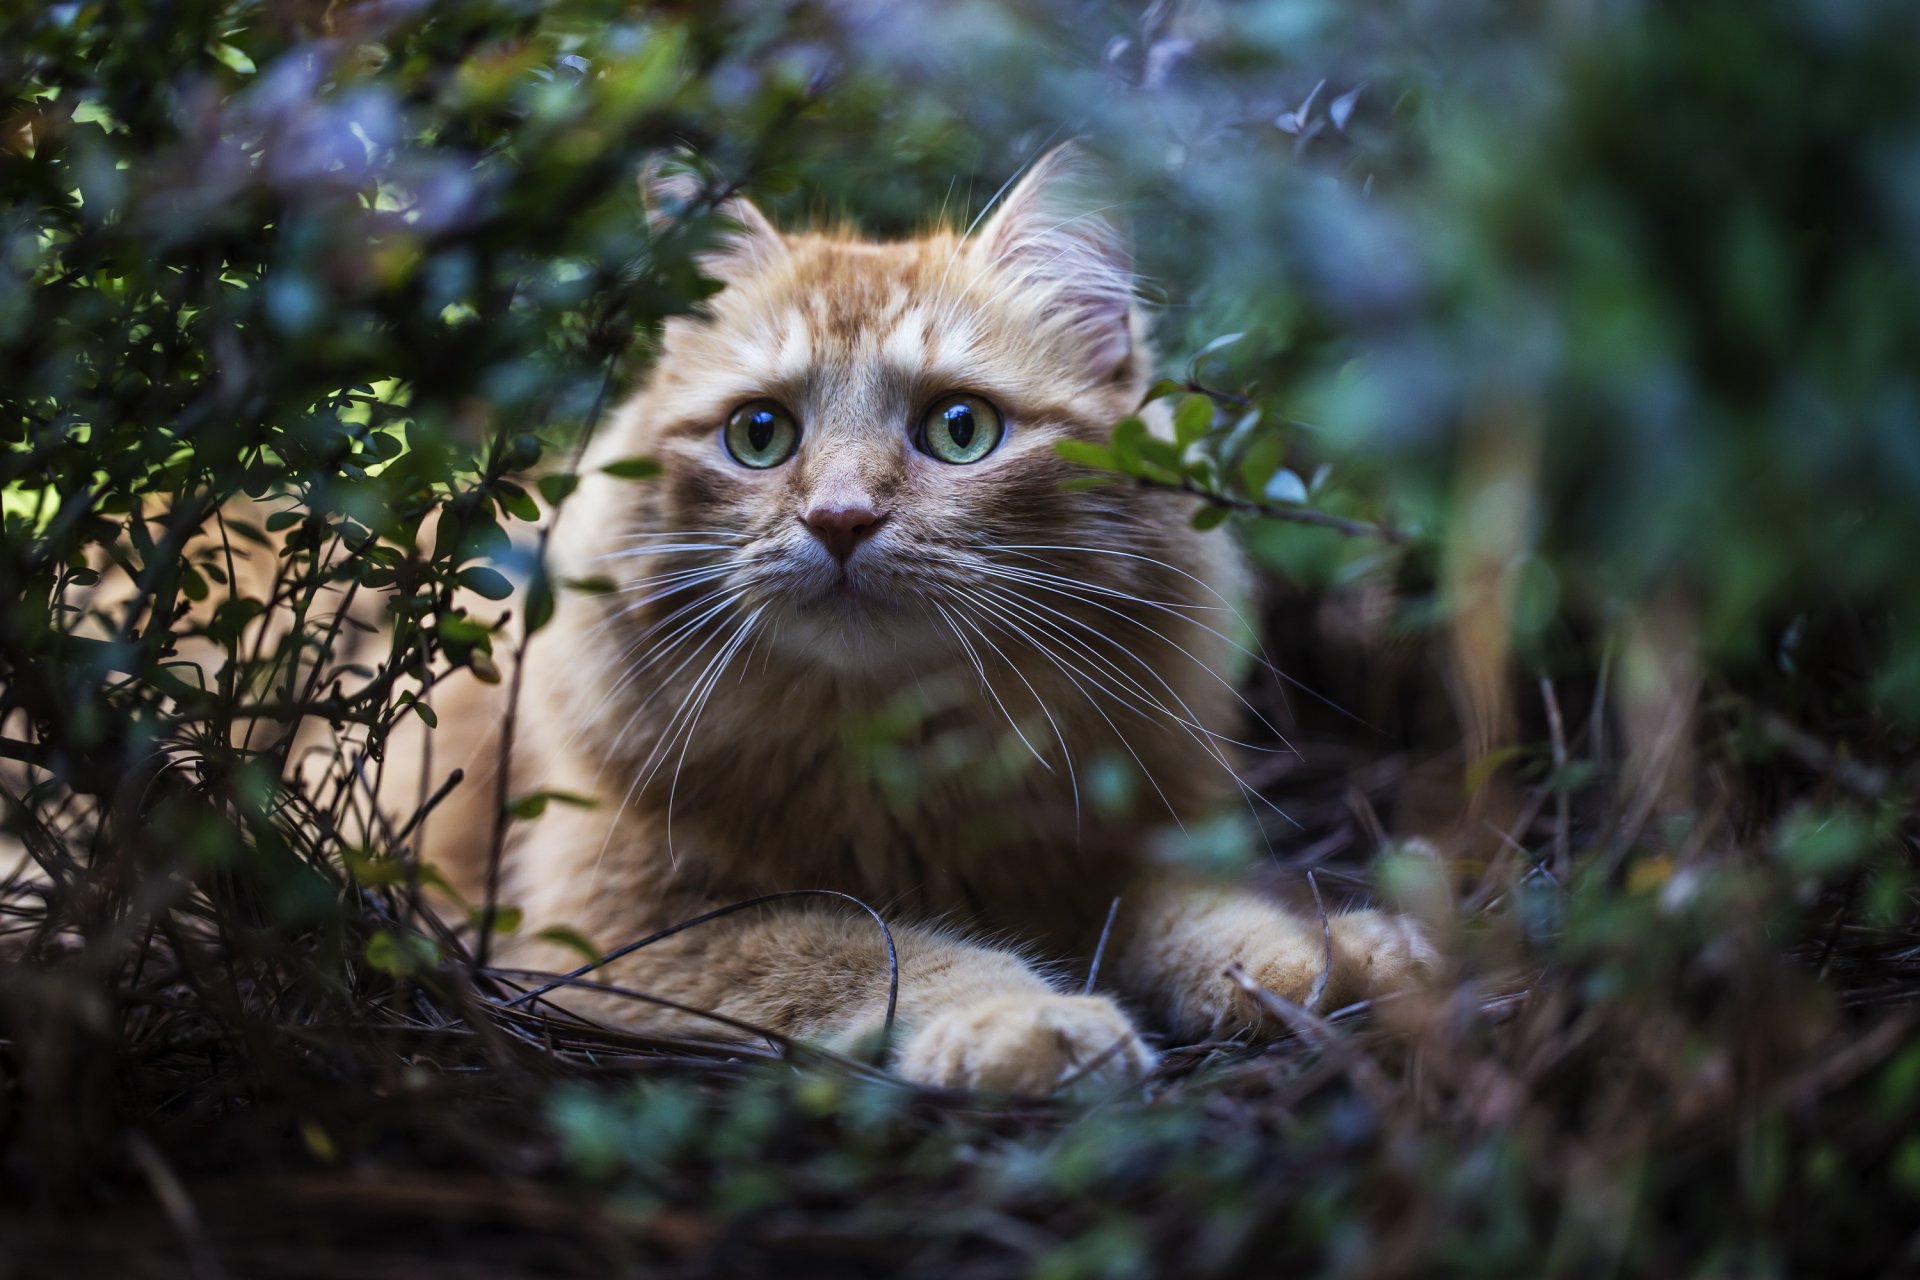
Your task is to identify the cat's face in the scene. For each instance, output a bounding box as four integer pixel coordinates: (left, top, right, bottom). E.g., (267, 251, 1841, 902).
(575, 151, 1195, 681)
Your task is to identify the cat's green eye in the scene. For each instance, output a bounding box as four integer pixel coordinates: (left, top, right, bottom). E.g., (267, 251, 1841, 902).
(918, 393, 1004, 465)
(723, 400, 800, 469)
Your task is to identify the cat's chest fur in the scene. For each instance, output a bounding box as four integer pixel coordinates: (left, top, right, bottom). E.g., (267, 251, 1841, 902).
(527, 630, 1176, 942)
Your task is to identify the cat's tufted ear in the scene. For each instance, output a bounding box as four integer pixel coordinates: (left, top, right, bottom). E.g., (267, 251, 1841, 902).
(641, 154, 786, 280)
(972, 144, 1135, 381)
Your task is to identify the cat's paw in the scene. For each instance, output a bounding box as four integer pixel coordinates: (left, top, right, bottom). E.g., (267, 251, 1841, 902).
(1192, 909, 1438, 1036)
(1327, 908, 1439, 999)
(896, 992, 1155, 1095)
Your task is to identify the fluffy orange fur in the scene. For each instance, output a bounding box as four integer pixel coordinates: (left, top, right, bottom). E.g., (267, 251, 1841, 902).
(392, 149, 1433, 1093)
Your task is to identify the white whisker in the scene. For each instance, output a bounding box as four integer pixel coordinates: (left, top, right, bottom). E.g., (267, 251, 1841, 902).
(661, 609, 763, 865)
(983, 544, 1245, 613)
(591, 591, 749, 762)
(949, 586, 1178, 832)
(927, 599, 1053, 775)
(602, 529, 752, 544)
(976, 562, 1296, 754)
(969, 582, 1298, 832)
(593, 604, 755, 880)
(559, 585, 741, 758)
(974, 581, 1278, 754)
(943, 593, 1080, 829)
(977, 582, 1296, 830)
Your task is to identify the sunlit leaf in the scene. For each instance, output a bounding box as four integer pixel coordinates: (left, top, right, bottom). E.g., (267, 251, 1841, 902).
(1262, 468, 1308, 505)
(601, 456, 663, 480)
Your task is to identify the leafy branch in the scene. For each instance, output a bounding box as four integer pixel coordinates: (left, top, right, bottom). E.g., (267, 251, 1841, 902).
(1058, 377, 1418, 547)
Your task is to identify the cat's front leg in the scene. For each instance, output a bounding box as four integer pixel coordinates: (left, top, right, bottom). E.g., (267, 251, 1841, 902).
(1112, 880, 1438, 1039)
(886, 983, 1153, 1095)
(524, 903, 1155, 1095)
(820, 922, 1157, 1094)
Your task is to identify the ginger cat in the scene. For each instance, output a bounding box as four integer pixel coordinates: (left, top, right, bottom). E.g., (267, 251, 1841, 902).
(396, 149, 1434, 1093)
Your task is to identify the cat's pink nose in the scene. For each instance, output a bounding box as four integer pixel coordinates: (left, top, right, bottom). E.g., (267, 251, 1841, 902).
(802, 500, 886, 563)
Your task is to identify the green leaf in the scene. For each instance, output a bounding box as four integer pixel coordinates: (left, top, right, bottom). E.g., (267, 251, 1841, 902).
(505, 792, 547, 820)
(434, 505, 509, 564)
(506, 789, 597, 820)
(502, 433, 544, 471)
(534, 925, 604, 965)
(495, 480, 540, 523)
(208, 41, 256, 75)
(416, 863, 469, 909)
(538, 472, 580, 505)
(1173, 395, 1214, 446)
(364, 931, 406, 975)
(1110, 416, 1149, 471)
(1060, 474, 1121, 492)
(473, 904, 524, 935)
(1055, 440, 1118, 471)
(457, 566, 514, 600)
(1191, 503, 1231, 531)
(365, 930, 438, 977)
(601, 456, 663, 480)
(342, 848, 408, 889)
(436, 612, 496, 655)
(1463, 744, 1527, 799)
(526, 566, 555, 634)
(1238, 432, 1286, 496)
(1773, 805, 1873, 878)
(1138, 436, 1184, 472)
(1189, 331, 1246, 366)
(206, 597, 263, 646)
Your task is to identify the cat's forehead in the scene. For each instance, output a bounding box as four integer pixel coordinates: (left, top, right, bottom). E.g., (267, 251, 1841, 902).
(762, 235, 961, 323)
(653, 232, 1061, 409)
(716, 234, 983, 365)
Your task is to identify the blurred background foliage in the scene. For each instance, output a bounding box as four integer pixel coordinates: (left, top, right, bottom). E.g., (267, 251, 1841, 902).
(3, 0, 1919, 1275)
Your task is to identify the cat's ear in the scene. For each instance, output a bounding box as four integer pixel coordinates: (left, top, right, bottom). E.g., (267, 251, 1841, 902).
(972, 144, 1135, 381)
(641, 154, 785, 279)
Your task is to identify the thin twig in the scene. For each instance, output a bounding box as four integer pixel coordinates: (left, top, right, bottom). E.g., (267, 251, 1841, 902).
(1178, 376, 1254, 408)
(1755, 708, 1904, 800)
(1223, 962, 1393, 1110)
(1589, 640, 1613, 769)
(493, 888, 901, 1041)
(126, 1132, 228, 1280)
(391, 768, 465, 849)
(485, 969, 903, 1086)
(1303, 870, 1334, 1013)
(1084, 895, 1121, 995)
(1144, 475, 1415, 544)
(476, 357, 620, 969)
(1048, 1031, 1144, 1098)
(1540, 675, 1571, 881)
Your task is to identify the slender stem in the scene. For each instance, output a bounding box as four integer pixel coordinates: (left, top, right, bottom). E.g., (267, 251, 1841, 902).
(474, 358, 620, 969)
(1145, 475, 1416, 545)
